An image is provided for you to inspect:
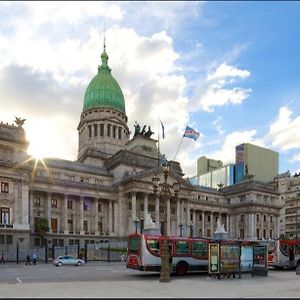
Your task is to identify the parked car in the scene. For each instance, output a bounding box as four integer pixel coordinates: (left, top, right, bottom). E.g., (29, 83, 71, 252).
(53, 255, 85, 267)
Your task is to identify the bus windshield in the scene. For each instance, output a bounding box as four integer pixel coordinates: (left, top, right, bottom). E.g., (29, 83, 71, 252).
(128, 236, 141, 254)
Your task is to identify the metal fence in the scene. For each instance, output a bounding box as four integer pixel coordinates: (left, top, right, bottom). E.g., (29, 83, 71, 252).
(0, 242, 127, 263)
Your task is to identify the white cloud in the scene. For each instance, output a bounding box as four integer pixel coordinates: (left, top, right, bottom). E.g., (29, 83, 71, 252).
(192, 63, 251, 112)
(207, 63, 250, 81)
(268, 106, 300, 151)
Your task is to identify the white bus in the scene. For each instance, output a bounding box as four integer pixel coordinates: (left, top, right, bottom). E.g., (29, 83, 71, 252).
(266, 239, 300, 269)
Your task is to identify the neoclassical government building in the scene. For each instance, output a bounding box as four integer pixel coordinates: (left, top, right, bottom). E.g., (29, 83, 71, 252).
(0, 44, 283, 250)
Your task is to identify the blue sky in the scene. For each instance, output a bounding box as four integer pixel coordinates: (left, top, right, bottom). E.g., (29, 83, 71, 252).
(0, 1, 300, 177)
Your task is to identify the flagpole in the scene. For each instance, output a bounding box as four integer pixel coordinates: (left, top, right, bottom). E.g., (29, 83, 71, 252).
(157, 118, 160, 167)
(173, 135, 184, 161)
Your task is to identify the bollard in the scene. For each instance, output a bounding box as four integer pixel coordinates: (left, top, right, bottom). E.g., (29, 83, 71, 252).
(296, 260, 300, 275)
(84, 243, 87, 263)
(45, 246, 48, 264)
(16, 243, 19, 264)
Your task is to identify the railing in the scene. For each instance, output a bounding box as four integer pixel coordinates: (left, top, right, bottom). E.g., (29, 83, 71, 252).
(0, 224, 13, 229)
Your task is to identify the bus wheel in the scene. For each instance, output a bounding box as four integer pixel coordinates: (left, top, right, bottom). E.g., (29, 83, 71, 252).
(176, 261, 188, 276)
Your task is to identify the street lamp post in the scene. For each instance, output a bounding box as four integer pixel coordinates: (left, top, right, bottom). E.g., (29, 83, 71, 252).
(134, 218, 139, 234)
(179, 221, 183, 237)
(189, 223, 194, 238)
(152, 164, 180, 283)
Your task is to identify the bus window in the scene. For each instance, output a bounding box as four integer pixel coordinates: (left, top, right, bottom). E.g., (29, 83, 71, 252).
(175, 241, 189, 255)
(279, 243, 288, 256)
(128, 237, 140, 254)
(146, 239, 160, 255)
(192, 241, 207, 257)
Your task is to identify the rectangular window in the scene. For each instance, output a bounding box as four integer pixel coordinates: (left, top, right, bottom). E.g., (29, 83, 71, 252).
(128, 202, 132, 210)
(263, 215, 266, 222)
(240, 214, 244, 222)
(83, 220, 88, 232)
(171, 207, 176, 215)
(240, 228, 245, 239)
(34, 197, 41, 206)
(6, 235, 13, 245)
(192, 241, 207, 257)
(51, 199, 57, 208)
(256, 228, 260, 239)
(270, 215, 273, 222)
(174, 241, 189, 255)
(0, 235, 4, 244)
(146, 239, 160, 254)
(51, 218, 58, 233)
(98, 221, 103, 233)
(256, 214, 259, 221)
(67, 200, 73, 209)
(58, 239, 64, 247)
(0, 207, 10, 224)
(34, 238, 40, 247)
(113, 126, 116, 138)
(269, 230, 273, 239)
(68, 219, 73, 233)
(199, 215, 202, 221)
(69, 239, 74, 246)
(207, 215, 211, 222)
(83, 202, 88, 210)
(1, 182, 9, 193)
(98, 203, 102, 212)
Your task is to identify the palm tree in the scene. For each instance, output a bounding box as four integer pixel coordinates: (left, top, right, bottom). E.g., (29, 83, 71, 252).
(34, 218, 49, 247)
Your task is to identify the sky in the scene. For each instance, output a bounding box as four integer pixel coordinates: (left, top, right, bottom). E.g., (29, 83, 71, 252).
(0, 1, 300, 178)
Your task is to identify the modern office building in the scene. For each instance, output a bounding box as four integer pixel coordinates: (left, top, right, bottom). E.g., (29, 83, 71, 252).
(235, 143, 279, 184)
(0, 42, 283, 252)
(197, 156, 223, 176)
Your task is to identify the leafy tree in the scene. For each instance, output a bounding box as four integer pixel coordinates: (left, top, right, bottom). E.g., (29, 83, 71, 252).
(34, 218, 49, 247)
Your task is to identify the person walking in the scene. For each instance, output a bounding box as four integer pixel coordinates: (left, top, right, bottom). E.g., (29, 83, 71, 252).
(33, 253, 37, 265)
(26, 254, 31, 265)
(0, 254, 4, 264)
(120, 253, 125, 263)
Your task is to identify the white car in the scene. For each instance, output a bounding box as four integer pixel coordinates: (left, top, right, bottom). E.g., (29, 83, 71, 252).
(53, 255, 85, 267)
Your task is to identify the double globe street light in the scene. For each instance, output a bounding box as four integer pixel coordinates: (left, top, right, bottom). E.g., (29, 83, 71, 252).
(152, 164, 180, 283)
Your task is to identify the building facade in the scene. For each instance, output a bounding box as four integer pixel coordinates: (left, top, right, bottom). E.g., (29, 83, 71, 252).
(0, 44, 284, 251)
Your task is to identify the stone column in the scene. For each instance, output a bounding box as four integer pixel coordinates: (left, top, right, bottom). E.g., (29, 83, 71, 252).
(176, 197, 180, 236)
(109, 200, 113, 235)
(131, 192, 137, 232)
(267, 214, 271, 239)
(29, 191, 34, 229)
(79, 196, 84, 234)
(202, 211, 205, 237)
(253, 213, 256, 239)
(114, 201, 118, 235)
(47, 192, 52, 233)
(155, 194, 160, 228)
(181, 200, 185, 236)
(193, 210, 196, 235)
(94, 199, 99, 234)
(226, 214, 229, 234)
(143, 193, 148, 222)
(236, 215, 239, 238)
(210, 212, 213, 237)
(261, 213, 264, 238)
(64, 194, 69, 234)
(166, 197, 171, 236)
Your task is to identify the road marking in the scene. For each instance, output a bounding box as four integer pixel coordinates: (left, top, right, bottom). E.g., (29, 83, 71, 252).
(16, 277, 22, 283)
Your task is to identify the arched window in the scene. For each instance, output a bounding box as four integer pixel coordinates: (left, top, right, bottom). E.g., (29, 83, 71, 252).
(100, 124, 104, 137)
(88, 125, 92, 138)
(107, 124, 111, 137)
(93, 124, 98, 137)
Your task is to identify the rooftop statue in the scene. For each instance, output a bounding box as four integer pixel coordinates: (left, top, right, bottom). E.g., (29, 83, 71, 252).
(14, 117, 26, 127)
(133, 123, 154, 139)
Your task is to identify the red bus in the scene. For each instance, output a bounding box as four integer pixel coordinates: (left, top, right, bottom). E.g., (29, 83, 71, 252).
(127, 233, 258, 275)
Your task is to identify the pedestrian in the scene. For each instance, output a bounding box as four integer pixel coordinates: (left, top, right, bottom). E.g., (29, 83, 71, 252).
(120, 253, 125, 263)
(26, 254, 31, 265)
(33, 253, 37, 265)
(0, 254, 4, 264)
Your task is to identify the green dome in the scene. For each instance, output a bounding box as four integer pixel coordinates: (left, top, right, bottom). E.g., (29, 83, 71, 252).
(83, 47, 125, 113)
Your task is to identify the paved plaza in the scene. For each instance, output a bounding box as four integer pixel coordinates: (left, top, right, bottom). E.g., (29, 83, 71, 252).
(0, 262, 299, 298)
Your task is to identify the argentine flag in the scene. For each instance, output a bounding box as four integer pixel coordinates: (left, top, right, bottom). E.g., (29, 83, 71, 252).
(183, 126, 200, 141)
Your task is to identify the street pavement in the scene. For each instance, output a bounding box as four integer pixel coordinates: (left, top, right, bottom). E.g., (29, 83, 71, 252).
(0, 262, 299, 298)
